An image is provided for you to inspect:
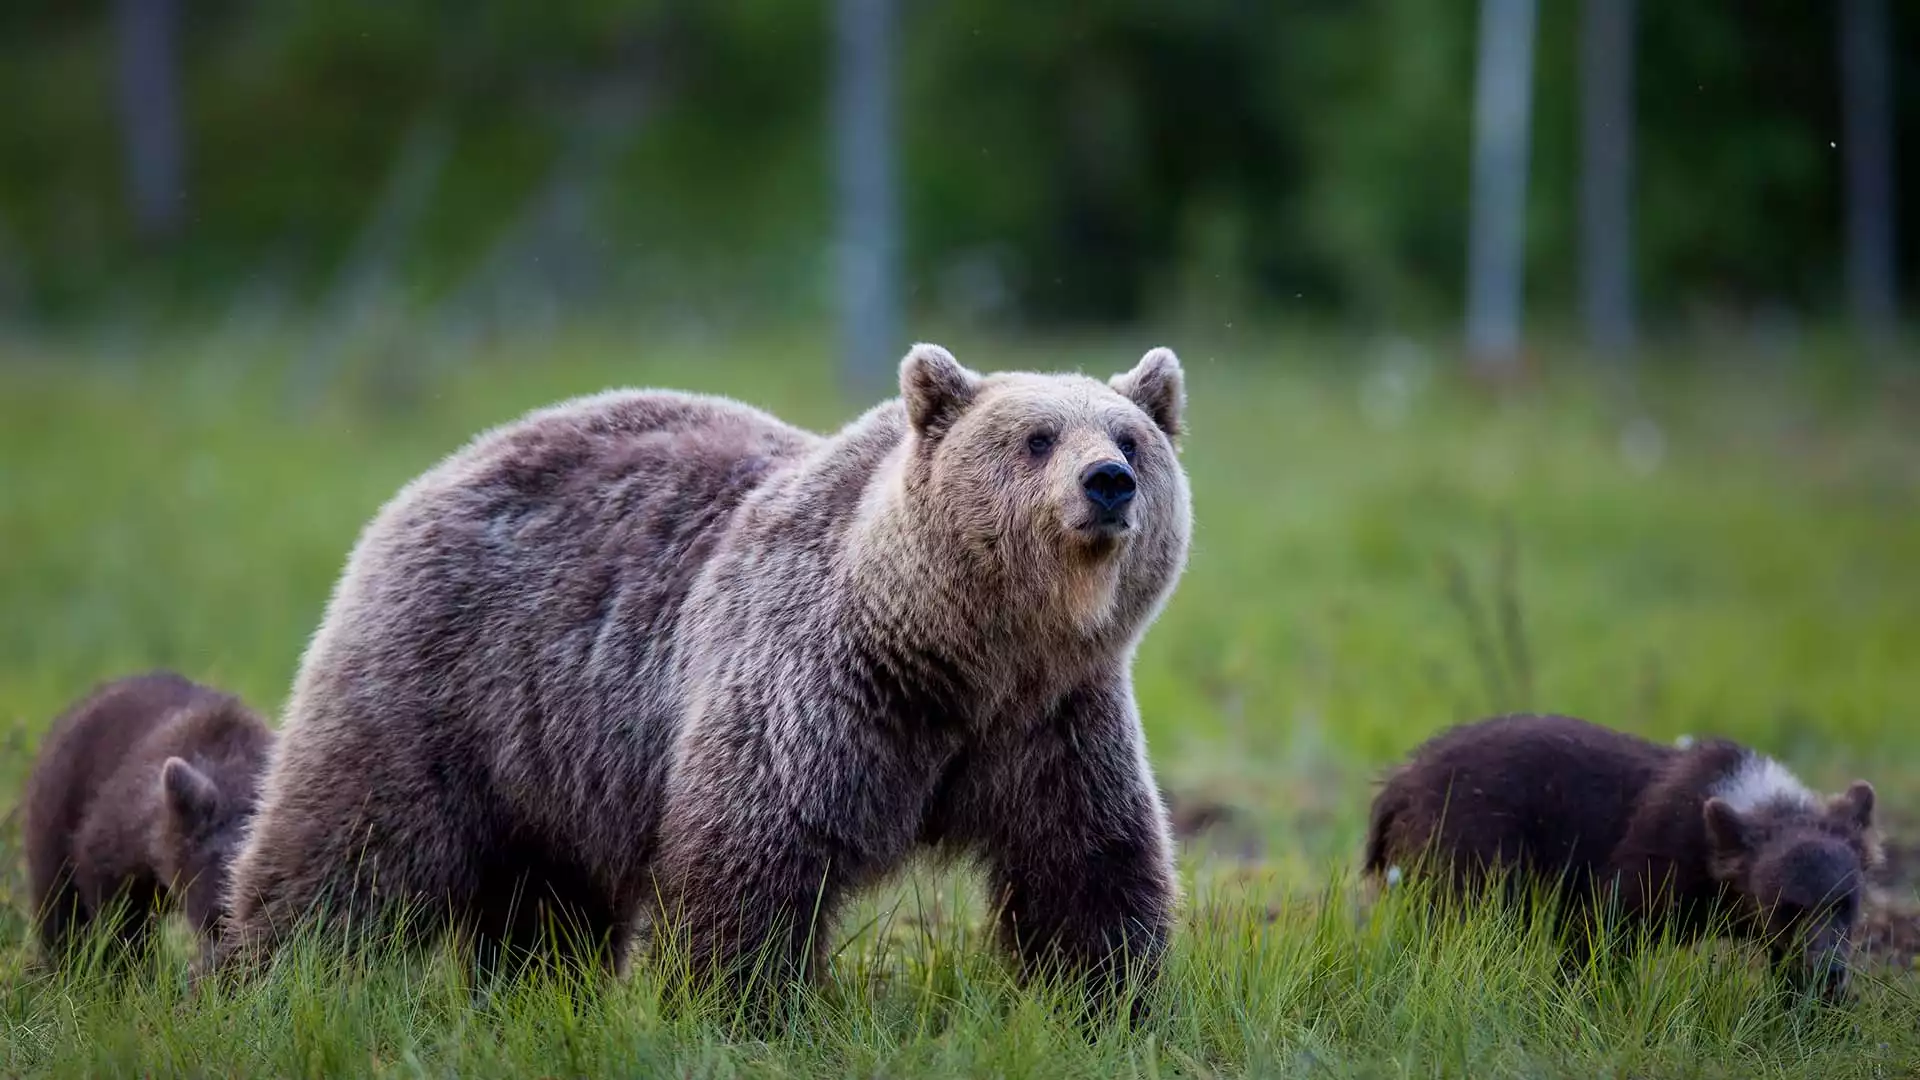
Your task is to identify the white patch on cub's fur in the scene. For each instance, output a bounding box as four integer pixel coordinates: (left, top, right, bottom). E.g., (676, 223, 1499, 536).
(1385, 865, 1404, 888)
(1711, 752, 1817, 814)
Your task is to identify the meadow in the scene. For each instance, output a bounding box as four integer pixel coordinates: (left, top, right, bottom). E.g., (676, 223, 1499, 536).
(1, 324, 1916, 1077)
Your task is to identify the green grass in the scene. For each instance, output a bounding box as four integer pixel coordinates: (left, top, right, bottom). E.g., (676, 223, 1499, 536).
(2, 323, 1917, 1076)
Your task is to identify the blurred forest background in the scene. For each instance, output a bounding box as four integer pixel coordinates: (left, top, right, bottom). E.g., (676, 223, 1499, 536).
(0, 0, 1911, 368)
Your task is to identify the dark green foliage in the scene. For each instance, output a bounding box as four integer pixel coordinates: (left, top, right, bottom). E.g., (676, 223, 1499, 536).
(0, 3, 1913, 326)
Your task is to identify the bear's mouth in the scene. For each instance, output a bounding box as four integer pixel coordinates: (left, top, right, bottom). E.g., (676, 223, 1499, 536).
(1074, 513, 1134, 544)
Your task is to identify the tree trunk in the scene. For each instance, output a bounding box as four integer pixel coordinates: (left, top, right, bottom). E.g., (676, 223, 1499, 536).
(116, 0, 185, 241)
(834, 0, 901, 397)
(1465, 0, 1537, 377)
(1838, 0, 1898, 347)
(1580, 0, 1635, 357)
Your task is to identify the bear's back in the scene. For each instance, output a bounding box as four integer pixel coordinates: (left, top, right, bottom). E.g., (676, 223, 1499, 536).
(277, 389, 827, 851)
(1367, 714, 1673, 891)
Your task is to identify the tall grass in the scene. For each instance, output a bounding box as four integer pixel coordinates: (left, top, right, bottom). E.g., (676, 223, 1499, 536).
(2, 325, 1916, 1076)
(3, 868, 1913, 1077)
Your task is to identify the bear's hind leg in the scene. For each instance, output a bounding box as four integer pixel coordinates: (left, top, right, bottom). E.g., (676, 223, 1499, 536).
(215, 748, 489, 976)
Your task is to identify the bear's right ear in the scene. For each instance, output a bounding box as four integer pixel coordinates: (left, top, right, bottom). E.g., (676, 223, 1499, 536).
(1830, 781, 1875, 832)
(900, 343, 980, 440)
(1110, 347, 1184, 440)
(162, 757, 220, 830)
(1703, 797, 1751, 855)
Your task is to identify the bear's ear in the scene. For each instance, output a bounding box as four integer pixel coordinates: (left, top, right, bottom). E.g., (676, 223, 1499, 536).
(162, 757, 220, 830)
(1703, 797, 1751, 855)
(900, 343, 980, 440)
(1110, 347, 1184, 440)
(1830, 781, 1875, 832)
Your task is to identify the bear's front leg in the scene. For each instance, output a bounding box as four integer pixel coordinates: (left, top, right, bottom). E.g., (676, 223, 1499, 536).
(650, 708, 917, 1015)
(653, 677, 961, 1017)
(966, 681, 1178, 1022)
(650, 812, 844, 1010)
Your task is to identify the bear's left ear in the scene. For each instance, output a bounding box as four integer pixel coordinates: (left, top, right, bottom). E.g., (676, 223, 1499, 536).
(1110, 347, 1184, 440)
(162, 757, 220, 830)
(1830, 781, 1875, 832)
(900, 343, 980, 440)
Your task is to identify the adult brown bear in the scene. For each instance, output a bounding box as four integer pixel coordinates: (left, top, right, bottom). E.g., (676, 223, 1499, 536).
(218, 344, 1191, 1013)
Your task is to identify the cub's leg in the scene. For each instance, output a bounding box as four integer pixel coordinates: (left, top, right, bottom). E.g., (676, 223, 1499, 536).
(65, 872, 164, 973)
(29, 874, 84, 970)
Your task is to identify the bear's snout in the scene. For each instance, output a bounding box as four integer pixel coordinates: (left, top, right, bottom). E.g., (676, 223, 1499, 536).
(1804, 924, 1854, 1002)
(1080, 460, 1137, 522)
(1819, 954, 1851, 1002)
(1779, 918, 1854, 1002)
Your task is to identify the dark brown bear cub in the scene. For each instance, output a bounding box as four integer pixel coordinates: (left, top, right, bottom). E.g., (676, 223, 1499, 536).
(24, 671, 276, 969)
(1365, 713, 1880, 1000)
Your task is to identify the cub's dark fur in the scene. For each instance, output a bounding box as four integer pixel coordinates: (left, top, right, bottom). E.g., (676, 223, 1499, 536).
(1365, 713, 1880, 999)
(218, 344, 1191, 1017)
(24, 671, 275, 968)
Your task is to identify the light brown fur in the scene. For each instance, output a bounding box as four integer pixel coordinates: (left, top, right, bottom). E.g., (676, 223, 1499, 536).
(217, 344, 1191, 1016)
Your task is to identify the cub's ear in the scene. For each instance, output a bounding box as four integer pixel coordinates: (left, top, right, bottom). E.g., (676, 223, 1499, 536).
(1830, 781, 1875, 832)
(900, 343, 980, 440)
(1703, 797, 1751, 854)
(1110, 347, 1184, 440)
(161, 757, 220, 829)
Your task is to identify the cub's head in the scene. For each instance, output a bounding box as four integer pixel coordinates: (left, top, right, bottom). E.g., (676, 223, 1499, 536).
(898, 343, 1191, 630)
(1704, 779, 1880, 1002)
(157, 754, 261, 937)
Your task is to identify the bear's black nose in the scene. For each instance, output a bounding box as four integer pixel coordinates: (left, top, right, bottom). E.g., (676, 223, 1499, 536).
(1081, 461, 1137, 512)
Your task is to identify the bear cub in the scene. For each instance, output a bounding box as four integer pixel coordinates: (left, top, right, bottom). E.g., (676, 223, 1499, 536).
(24, 671, 276, 969)
(1365, 713, 1880, 1000)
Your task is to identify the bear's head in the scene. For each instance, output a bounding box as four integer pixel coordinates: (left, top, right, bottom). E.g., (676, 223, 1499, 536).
(897, 343, 1190, 636)
(156, 754, 257, 936)
(1703, 779, 1881, 1002)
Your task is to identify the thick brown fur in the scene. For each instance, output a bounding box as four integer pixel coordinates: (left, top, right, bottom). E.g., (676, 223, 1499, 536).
(217, 344, 1191, 1015)
(1365, 713, 1882, 999)
(24, 671, 276, 969)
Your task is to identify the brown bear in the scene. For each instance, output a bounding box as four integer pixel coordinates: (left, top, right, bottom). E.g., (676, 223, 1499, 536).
(24, 670, 276, 970)
(216, 343, 1191, 1013)
(1364, 713, 1881, 1000)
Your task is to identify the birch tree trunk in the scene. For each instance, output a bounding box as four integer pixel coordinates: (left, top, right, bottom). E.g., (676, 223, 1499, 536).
(116, 0, 185, 240)
(1465, 0, 1537, 376)
(1580, 0, 1635, 357)
(834, 0, 902, 396)
(1838, 0, 1898, 347)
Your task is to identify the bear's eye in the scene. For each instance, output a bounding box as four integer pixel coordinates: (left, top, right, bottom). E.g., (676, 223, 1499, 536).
(1116, 434, 1138, 463)
(1026, 431, 1055, 456)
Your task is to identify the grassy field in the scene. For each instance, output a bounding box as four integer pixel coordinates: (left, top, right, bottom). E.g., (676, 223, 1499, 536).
(1, 324, 1917, 1077)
